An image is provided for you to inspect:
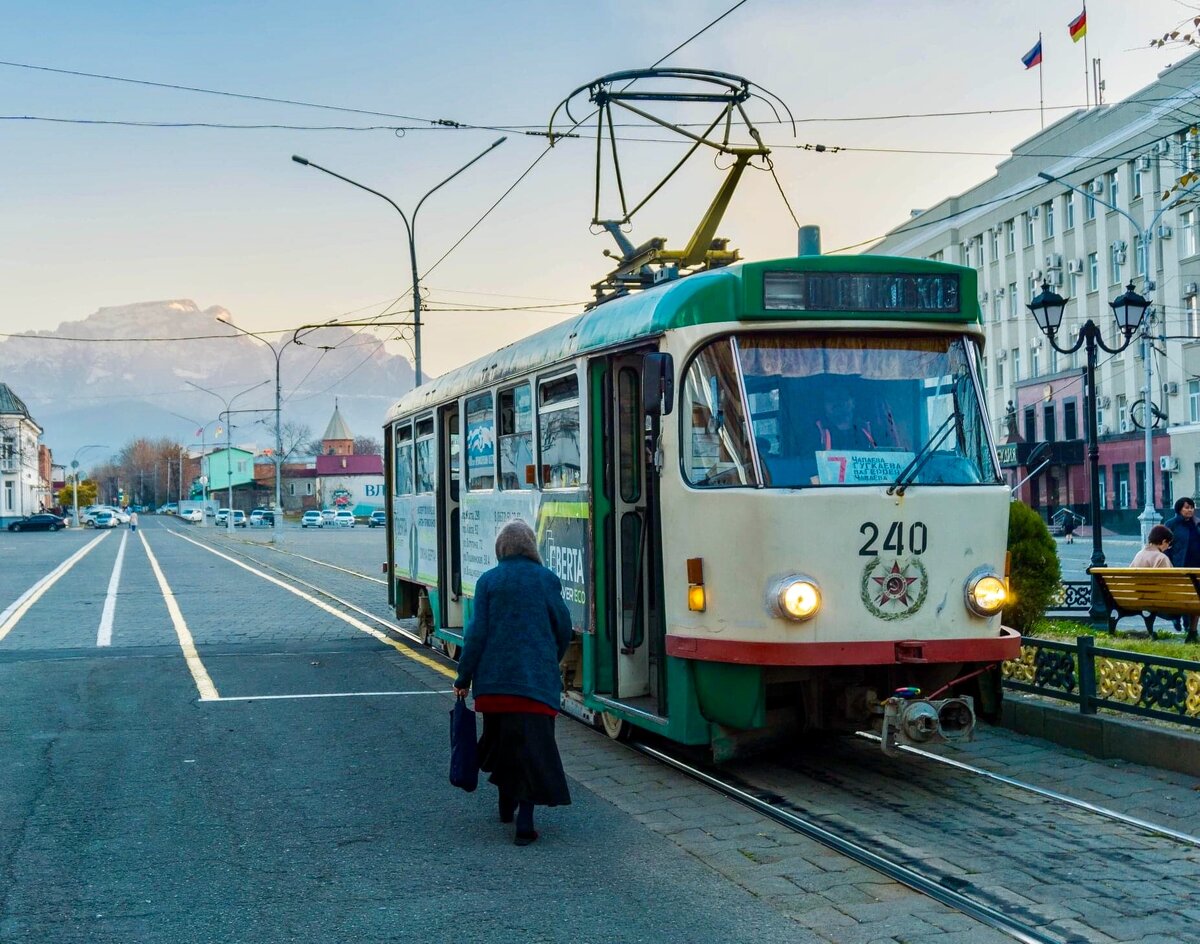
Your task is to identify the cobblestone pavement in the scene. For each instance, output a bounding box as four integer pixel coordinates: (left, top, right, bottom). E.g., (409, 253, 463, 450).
(4, 517, 1199, 942)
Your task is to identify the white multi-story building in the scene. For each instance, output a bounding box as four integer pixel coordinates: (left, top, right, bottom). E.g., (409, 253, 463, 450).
(870, 52, 1200, 531)
(0, 382, 44, 523)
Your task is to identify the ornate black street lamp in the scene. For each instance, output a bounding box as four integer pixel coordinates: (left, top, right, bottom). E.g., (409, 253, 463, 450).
(1027, 280, 1151, 627)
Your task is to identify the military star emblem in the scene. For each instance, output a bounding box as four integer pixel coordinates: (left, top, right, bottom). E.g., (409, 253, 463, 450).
(873, 560, 919, 607)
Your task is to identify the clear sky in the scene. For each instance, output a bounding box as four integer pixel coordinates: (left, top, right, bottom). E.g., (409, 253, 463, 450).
(0, 0, 1192, 379)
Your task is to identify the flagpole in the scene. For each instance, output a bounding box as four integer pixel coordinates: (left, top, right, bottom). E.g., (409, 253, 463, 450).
(1082, 2, 1091, 108)
(1038, 33, 1045, 129)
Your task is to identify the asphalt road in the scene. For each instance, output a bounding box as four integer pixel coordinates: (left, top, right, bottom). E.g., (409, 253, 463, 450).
(0, 519, 803, 944)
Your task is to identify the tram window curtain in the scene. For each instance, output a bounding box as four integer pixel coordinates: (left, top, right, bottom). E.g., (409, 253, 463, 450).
(498, 383, 534, 490)
(736, 334, 951, 380)
(539, 375, 582, 489)
(394, 423, 413, 496)
(465, 393, 496, 491)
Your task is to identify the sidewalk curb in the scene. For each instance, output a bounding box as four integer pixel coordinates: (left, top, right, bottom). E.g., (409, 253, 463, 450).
(1002, 695, 1200, 777)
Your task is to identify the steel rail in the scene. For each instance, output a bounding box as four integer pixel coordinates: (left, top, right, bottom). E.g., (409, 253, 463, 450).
(856, 731, 1200, 849)
(210, 532, 387, 584)
(633, 742, 1061, 944)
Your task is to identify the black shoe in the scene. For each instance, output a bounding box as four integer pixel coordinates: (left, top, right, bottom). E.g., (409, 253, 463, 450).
(514, 830, 539, 846)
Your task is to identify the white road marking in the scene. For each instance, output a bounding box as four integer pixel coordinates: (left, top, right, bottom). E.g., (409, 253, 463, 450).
(96, 531, 128, 647)
(168, 529, 454, 683)
(139, 531, 219, 701)
(209, 690, 453, 702)
(0, 532, 110, 644)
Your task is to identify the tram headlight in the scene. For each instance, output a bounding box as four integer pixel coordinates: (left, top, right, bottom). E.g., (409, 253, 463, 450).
(769, 575, 822, 621)
(965, 568, 1007, 617)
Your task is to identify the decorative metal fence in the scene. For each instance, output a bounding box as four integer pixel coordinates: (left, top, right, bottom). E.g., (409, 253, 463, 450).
(1047, 580, 1092, 615)
(1002, 635, 1200, 728)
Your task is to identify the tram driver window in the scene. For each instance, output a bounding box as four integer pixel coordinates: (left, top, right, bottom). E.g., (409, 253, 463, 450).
(394, 423, 413, 496)
(682, 339, 756, 487)
(465, 393, 496, 491)
(538, 375, 582, 489)
(415, 417, 435, 494)
(498, 383, 534, 490)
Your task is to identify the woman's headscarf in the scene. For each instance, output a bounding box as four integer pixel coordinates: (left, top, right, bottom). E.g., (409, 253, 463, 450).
(495, 519, 541, 563)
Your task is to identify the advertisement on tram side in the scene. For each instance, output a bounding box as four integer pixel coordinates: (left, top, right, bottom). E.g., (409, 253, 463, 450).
(392, 495, 438, 586)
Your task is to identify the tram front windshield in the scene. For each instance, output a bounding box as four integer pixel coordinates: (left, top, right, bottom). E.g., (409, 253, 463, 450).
(682, 332, 999, 489)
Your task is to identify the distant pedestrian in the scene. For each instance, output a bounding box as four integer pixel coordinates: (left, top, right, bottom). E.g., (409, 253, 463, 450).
(128, 511, 139, 533)
(452, 520, 574, 846)
(1130, 525, 1173, 568)
(1062, 513, 1076, 544)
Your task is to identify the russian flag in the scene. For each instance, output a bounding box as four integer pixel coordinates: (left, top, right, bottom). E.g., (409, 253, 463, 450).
(1021, 39, 1043, 69)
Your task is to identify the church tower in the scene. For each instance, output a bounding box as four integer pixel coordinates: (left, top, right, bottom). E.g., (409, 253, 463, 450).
(321, 400, 354, 456)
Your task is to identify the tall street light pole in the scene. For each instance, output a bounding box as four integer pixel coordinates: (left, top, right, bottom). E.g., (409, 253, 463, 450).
(215, 315, 290, 543)
(186, 379, 270, 533)
(1028, 280, 1150, 628)
(69, 444, 107, 529)
(1037, 170, 1200, 540)
(291, 137, 507, 387)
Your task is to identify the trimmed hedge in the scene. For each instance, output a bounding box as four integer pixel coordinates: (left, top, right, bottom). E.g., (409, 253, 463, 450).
(1004, 501, 1062, 633)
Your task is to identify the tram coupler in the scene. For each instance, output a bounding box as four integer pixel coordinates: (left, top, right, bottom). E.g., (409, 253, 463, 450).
(878, 695, 975, 755)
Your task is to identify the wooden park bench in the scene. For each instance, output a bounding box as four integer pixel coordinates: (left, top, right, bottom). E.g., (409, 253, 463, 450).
(1088, 567, 1200, 640)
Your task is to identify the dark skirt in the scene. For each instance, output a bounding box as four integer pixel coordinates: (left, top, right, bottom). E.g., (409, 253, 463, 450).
(477, 712, 572, 807)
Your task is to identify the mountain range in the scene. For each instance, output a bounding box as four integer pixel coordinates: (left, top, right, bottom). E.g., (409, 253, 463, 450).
(0, 300, 416, 467)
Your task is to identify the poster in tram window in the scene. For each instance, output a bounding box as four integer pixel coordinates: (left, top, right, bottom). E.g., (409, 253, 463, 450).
(392, 495, 439, 585)
(536, 500, 591, 634)
(815, 450, 914, 485)
(459, 491, 539, 596)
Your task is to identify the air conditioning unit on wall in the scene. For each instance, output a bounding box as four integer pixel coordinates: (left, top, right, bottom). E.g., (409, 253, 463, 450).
(1120, 419, 1133, 433)
(1138, 155, 1153, 171)
(1098, 424, 1112, 436)
(1068, 259, 1082, 274)
(1045, 253, 1063, 269)
(1089, 179, 1105, 194)
(1164, 381, 1180, 395)
(1187, 282, 1199, 296)
(1156, 140, 1171, 155)
(1097, 395, 1111, 408)
(1161, 455, 1180, 472)
(1159, 225, 1173, 239)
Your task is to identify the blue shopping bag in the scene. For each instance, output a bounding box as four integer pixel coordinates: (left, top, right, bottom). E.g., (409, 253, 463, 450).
(449, 695, 479, 792)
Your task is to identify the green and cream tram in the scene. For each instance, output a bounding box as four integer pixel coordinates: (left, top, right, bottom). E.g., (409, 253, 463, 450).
(384, 255, 1019, 758)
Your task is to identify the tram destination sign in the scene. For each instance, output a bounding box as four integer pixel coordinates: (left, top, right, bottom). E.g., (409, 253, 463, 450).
(764, 271, 961, 313)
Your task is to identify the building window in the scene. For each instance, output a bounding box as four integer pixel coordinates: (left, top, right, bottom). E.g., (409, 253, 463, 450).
(1098, 467, 1107, 510)
(1044, 404, 1057, 442)
(1086, 185, 1097, 221)
(306, 482, 313, 496)
(1050, 348, 1059, 373)
(930, 250, 943, 262)
(1088, 252, 1099, 291)
(1044, 201, 1055, 236)
(1115, 466, 1130, 508)
(1012, 348, 1021, 381)
(1190, 380, 1200, 423)
(993, 296, 1003, 323)
(1023, 212, 1035, 247)
(1188, 296, 1200, 336)
(1069, 270, 1080, 297)
(1110, 244, 1123, 285)
(1107, 170, 1119, 208)
(3, 481, 11, 511)
(1065, 401, 1078, 439)
(1183, 210, 1198, 257)
(1133, 167, 1143, 199)
(288, 482, 295, 496)
(1008, 282, 1018, 318)
(1031, 345, 1041, 377)
(1005, 220, 1015, 254)
(1117, 394, 1128, 431)
(996, 358, 1005, 388)
(960, 242, 971, 267)
(1066, 192, 1076, 229)
(990, 227, 999, 261)
(1023, 406, 1037, 443)
(1135, 235, 1148, 277)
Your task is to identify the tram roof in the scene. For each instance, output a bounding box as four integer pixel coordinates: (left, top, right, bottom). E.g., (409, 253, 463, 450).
(387, 254, 979, 421)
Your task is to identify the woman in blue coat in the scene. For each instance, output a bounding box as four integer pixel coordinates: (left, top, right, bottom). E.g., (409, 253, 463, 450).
(453, 520, 574, 845)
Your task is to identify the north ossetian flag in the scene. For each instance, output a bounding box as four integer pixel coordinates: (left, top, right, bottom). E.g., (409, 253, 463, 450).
(1021, 39, 1043, 69)
(1069, 8, 1087, 42)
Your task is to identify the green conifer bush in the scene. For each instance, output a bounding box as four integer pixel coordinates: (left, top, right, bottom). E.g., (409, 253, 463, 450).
(1004, 501, 1062, 633)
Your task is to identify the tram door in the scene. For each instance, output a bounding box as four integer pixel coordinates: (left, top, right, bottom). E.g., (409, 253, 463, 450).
(610, 355, 657, 704)
(438, 404, 463, 630)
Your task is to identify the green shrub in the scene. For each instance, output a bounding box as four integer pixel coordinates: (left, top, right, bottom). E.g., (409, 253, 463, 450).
(1004, 501, 1061, 633)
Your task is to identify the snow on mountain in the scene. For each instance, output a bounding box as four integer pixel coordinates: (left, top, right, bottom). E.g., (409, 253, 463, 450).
(0, 299, 416, 461)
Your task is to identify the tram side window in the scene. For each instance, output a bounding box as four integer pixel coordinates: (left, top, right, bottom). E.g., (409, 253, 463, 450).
(415, 417, 435, 494)
(465, 393, 496, 491)
(498, 383, 534, 490)
(394, 423, 413, 496)
(539, 374, 582, 489)
(682, 339, 756, 487)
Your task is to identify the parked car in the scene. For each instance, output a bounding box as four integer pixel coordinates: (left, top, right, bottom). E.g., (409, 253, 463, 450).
(301, 510, 323, 528)
(158, 503, 178, 515)
(251, 510, 276, 527)
(6, 513, 67, 533)
(91, 511, 118, 529)
(109, 507, 131, 524)
(215, 508, 231, 526)
(320, 509, 338, 526)
(333, 510, 356, 528)
(232, 510, 247, 528)
(179, 508, 203, 523)
(249, 508, 268, 526)
(368, 510, 387, 528)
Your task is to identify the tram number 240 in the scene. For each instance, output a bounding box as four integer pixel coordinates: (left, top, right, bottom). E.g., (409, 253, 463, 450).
(859, 521, 928, 557)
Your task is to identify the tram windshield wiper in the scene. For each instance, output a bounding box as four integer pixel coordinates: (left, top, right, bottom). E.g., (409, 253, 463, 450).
(887, 410, 961, 496)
